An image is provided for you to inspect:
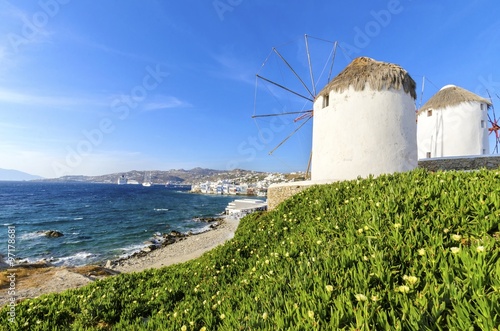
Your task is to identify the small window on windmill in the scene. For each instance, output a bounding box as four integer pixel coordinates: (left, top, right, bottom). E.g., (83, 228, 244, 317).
(323, 94, 329, 108)
(480, 103, 484, 110)
(481, 120, 485, 128)
(426, 152, 431, 158)
(483, 149, 486, 154)
(427, 109, 432, 117)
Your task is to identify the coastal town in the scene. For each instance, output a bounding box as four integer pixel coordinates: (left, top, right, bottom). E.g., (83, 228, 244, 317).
(114, 169, 306, 217)
(112, 168, 307, 197)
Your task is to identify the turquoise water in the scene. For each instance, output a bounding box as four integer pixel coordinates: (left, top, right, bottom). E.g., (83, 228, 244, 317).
(0, 182, 238, 266)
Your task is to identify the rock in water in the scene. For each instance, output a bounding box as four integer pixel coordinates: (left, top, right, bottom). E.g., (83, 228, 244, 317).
(38, 230, 64, 238)
(169, 230, 183, 237)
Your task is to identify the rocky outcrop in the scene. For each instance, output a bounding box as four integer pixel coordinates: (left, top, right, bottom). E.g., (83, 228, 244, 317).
(193, 216, 224, 223)
(109, 220, 224, 268)
(38, 230, 64, 238)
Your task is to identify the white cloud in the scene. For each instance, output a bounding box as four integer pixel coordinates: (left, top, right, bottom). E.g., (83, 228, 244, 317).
(0, 2, 54, 53)
(209, 52, 256, 86)
(142, 96, 191, 111)
(0, 87, 109, 109)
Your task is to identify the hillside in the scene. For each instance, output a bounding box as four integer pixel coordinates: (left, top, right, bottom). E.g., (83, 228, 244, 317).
(0, 168, 43, 181)
(38, 168, 296, 185)
(2, 169, 499, 329)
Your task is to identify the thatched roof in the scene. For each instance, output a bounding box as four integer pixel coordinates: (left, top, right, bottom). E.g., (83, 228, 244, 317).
(319, 57, 416, 99)
(417, 85, 491, 115)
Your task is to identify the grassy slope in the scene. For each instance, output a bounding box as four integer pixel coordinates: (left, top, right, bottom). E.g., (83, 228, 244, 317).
(1, 169, 499, 330)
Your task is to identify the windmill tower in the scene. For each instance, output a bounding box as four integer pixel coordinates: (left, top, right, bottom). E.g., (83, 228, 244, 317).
(416, 85, 492, 159)
(311, 57, 418, 181)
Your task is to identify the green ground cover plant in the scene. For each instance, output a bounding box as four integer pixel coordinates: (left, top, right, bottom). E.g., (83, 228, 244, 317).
(1, 168, 499, 330)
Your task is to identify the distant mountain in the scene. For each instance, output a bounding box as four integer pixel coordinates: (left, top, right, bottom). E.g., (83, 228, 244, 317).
(39, 168, 282, 184)
(0, 168, 43, 181)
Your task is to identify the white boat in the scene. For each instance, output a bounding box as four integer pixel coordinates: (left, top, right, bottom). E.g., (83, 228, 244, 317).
(142, 172, 153, 187)
(117, 175, 127, 185)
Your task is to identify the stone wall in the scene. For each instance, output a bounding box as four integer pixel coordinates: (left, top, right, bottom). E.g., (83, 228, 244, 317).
(267, 182, 315, 210)
(418, 155, 500, 172)
(268, 155, 500, 210)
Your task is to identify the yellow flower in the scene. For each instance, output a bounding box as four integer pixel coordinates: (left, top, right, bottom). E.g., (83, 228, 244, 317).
(371, 295, 379, 301)
(451, 234, 462, 241)
(417, 248, 425, 256)
(326, 285, 333, 292)
(308, 310, 315, 319)
(357, 228, 364, 234)
(200, 327, 207, 331)
(476, 246, 485, 253)
(262, 312, 268, 320)
(220, 313, 226, 320)
(355, 293, 367, 301)
(393, 223, 402, 229)
(181, 326, 187, 331)
(450, 247, 460, 254)
(403, 275, 418, 285)
(397, 285, 410, 293)
(316, 240, 322, 245)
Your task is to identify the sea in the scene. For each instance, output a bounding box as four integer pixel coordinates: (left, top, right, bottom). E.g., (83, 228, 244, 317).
(0, 181, 240, 267)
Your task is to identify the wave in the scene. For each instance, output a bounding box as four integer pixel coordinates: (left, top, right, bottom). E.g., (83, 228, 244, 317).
(188, 224, 213, 235)
(53, 252, 97, 267)
(154, 208, 169, 212)
(74, 217, 84, 220)
(116, 244, 144, 259)
(19, 231, 46, 240)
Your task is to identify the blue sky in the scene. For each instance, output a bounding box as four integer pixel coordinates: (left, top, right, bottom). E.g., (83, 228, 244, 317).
(1, 0, 499, 178)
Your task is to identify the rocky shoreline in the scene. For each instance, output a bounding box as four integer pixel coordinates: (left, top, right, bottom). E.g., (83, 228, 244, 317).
(103, 216, 224, 269)
(0, 215, 239, 306)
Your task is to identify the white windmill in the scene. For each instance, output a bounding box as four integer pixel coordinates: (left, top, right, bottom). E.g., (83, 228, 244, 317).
(416, 85, 500, 158)
(254, 38, 418, 181)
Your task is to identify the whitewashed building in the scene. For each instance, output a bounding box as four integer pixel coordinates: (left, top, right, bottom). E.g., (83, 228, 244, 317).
(311, 57, 418, 181)
(225, 199, 267, 217)
(417, 85, 491, 159)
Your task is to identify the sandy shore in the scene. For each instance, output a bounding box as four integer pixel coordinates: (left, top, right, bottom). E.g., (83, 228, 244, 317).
(0, 216, 240, 306)
(111, 216, 239, 273)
